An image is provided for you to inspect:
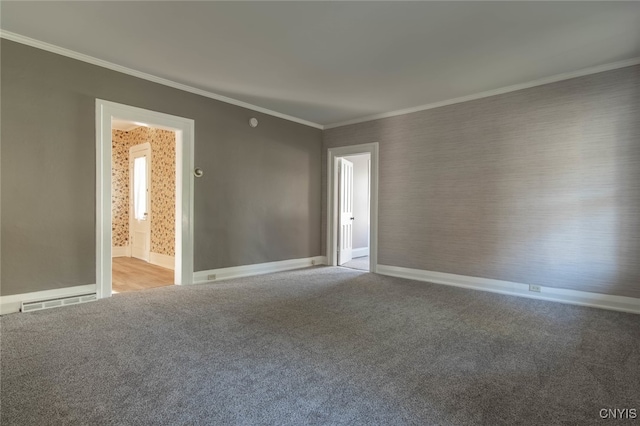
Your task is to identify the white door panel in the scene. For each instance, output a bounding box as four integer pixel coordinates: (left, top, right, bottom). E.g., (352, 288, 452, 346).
(130, 143, 151, 262)
(338, 158, 354, 265)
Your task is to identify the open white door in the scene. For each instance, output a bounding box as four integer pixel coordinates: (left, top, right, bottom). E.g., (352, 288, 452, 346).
(129, 143, 151, 262)
(338, 158, 354, 265)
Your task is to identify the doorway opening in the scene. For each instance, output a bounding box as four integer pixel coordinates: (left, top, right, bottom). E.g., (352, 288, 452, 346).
(327, 143, 379, 273)
(337, 154, 371, 271)
(96, 100, 195, 299)
(110, 121, 176, 293)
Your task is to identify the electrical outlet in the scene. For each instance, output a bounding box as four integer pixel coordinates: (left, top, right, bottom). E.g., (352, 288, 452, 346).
(207, 274, 216, 281)
(529, 285, 541, 293)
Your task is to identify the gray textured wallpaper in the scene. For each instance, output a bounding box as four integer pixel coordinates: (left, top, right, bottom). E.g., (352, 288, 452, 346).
(1, 40, 322, 296)
(2, 39, 638, 300)
(324, 65, 640, 298)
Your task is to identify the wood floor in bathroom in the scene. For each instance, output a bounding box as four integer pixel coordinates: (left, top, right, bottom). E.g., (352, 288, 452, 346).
(112, 257, 174, 293)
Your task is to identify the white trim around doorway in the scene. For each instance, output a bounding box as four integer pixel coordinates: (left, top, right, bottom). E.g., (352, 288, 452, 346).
(327, 143, 379, 273)
(96, 99, 195, 299)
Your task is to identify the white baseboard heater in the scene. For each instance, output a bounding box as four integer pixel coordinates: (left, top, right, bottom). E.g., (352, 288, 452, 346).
(21, 293, 97, 313)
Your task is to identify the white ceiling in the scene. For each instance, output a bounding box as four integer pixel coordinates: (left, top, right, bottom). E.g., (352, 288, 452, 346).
(2, 2, 639, 127)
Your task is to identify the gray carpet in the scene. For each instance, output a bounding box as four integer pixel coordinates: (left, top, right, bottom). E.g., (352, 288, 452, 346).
(341, 256, 370, 271)
(1, 267, 639, 425)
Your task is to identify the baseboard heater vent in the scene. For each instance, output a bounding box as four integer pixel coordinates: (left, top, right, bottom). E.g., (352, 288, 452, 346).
(21, 293, 97, 313)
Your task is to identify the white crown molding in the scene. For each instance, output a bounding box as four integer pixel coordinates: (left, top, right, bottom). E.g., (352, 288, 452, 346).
(377, 265, 640, 315)
(324, 56, 640, 129)
(193, 256, 326, 284)
(0, 30, 324, 130)
(4, 30, 639, 133)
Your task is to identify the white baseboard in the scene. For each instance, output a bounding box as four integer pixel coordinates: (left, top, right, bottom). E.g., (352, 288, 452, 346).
(377, 265, 640, 315)
(194, 256, 327, 284)
(112, 246, 131, 257)
(149, 252, 175, 270)
(352, 247, 369, 258)
(0, 284, 98, 315)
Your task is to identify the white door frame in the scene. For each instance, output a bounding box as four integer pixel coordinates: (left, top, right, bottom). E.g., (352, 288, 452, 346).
(327, 143, 379, 272)
(96, 99, 195, 298)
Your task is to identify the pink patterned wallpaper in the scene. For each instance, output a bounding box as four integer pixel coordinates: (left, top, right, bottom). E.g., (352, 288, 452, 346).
(111, 127, 176, 256)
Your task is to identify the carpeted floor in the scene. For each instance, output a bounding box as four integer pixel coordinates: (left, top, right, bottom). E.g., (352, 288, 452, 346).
(1, 266, 639, 425)
(341, 256, 370, 271)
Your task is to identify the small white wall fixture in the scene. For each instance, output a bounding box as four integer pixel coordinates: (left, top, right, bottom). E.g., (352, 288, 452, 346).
(96, 99, 195, 298)
(327, 143, 379, 272)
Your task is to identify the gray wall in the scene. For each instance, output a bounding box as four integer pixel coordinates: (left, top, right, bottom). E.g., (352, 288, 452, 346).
(343, 154, 369, 250)
(1, 40, 322, 296)
(324, 65, 640, 298)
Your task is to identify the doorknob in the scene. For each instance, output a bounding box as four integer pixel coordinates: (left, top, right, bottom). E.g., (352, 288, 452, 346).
(194, 168, 204, 177)
(350, 217, 355, 220)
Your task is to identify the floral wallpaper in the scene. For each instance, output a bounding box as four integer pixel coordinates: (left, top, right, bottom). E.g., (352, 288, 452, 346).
(111, 127, 176, 256)
(112, 129, 131, 248)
